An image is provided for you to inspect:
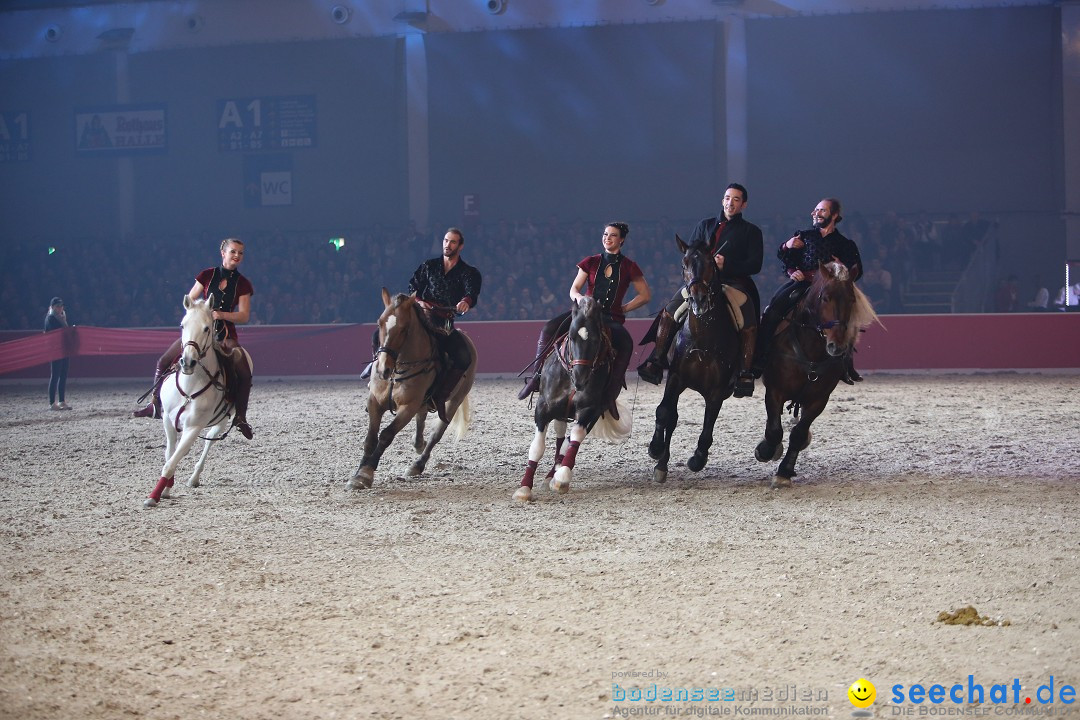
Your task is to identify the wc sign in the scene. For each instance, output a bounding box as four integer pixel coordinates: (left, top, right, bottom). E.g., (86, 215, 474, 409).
(259, 171, 292, 206)
(243, 154, 292, 207)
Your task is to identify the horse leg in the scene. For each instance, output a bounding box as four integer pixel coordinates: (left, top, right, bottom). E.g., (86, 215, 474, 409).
(649, 378, 681, 483)
(412, 412, 427, 454)
(649, 377, 680, 461)
(543, 419, 567, 487)
(773, 396, 829, 489)
(350, 397, 387, 489)
(513, 426, 548, 503)
(145, 425, 201, 508)
(407, 407, 453, 477)
(352, 405, 414, 490)
(552, 423, 587, 494)
(157, 417, 178, 500)
(188, 422, 224, 488)
(755, 386, 785, 463)
(687, 397, 723, 473)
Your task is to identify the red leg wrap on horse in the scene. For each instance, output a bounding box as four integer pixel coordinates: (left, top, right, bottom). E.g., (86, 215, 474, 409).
(560, 440, 581, 469)
(149, 476, 171, 501)
(545, 454, 565, 480)
(522, 460, 538, 488)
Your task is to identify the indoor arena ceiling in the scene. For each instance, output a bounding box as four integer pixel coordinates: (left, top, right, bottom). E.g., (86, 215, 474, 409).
(0, 0, 1063, 59)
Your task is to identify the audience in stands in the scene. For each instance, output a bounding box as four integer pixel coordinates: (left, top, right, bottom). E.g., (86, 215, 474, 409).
(0, 210, 1003, 331)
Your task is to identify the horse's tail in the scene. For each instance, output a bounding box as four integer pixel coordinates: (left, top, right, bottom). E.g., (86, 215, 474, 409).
(448, 392, 471, 441)
(591, 397, 632, 442)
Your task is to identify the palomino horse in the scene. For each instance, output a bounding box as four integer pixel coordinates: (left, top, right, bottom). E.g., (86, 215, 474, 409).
(514, 296, 631, 502)
(648, 235, 741, 484)
(349, 288, 476, 489)
(144, 295, 252, 508)
(754, 261, 878, 488)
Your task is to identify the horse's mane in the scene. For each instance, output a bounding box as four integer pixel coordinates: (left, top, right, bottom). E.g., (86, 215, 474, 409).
(809, 261, 882, 348)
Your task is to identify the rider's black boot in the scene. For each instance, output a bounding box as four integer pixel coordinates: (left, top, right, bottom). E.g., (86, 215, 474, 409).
(842, 353, 863, 385)
(517, 319, 561, 400)
(230, 354, 254, 439)
(733, 325, 758, 398)
(637, 310, 677, 385)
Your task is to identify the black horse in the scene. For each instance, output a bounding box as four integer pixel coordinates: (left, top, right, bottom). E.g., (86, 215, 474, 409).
(754, 261, 878, 488)
(648, 235, 741, 483)
(513, 296, 629, 502)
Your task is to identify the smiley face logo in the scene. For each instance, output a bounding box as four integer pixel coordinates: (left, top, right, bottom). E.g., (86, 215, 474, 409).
(848, 678, 876, 708)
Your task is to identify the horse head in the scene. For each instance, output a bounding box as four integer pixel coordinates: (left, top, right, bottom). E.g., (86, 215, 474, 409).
(677, 234, 717, 317)
(567, 296, 606, 391)
(375, 287, 416, 379)
(179, 295, 215, 375)
(804, 261, 859, 357)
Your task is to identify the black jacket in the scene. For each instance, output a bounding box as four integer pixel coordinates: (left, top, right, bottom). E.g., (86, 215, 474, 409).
(778, 228, 862, 281)
(689, 212, 764, 280)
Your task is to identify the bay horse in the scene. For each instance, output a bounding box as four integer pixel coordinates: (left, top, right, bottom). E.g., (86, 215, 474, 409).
(513, 296, 631, 502)
(754, 260, 879, 488)
(349, 288, 475, 489)
(648, 235, 741, 484)
(144, 295, 252, 508)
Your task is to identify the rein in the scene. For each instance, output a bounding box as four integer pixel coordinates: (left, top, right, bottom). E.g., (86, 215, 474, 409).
(170, 338, 231, 437)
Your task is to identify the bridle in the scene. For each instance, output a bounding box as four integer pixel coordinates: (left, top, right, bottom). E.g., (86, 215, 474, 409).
(373, 303, 438, 415)
(172, 309, 229, 434)
(684, 246, 720, 319)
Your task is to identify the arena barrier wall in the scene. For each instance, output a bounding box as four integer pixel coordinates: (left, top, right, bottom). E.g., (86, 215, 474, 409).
(1, 313, 1078, 380)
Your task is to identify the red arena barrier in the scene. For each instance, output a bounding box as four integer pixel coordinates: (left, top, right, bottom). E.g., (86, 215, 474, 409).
(1, 313, 1078, 379)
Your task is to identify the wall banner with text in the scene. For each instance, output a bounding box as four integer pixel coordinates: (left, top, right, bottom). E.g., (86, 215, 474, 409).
(74, 105, 167, 155)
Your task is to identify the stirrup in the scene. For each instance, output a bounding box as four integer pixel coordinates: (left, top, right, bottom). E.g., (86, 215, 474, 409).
(232, 417, 254, 440)
(132, 402, 160, 419)
(637, 359, 664, 386)
(733, 372, 755, 398)
(517, 375, 540, 400)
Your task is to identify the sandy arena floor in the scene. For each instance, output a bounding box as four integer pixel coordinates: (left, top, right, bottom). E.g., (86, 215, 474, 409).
(0, 374, 1078, 720)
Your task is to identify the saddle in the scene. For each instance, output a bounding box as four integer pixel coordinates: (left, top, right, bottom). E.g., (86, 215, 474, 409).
(415, 300, 454, 337)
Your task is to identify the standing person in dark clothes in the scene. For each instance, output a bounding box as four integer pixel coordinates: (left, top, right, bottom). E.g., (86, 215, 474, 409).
(44, 297, 72, 411)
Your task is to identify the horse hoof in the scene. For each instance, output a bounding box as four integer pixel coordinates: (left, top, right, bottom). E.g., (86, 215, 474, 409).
(143, 498, 158, 508)
(513, 487, 532, 503)
(160, 488, 172, 499)
(755, 442, 784, 462)
(653, 468, 667, 484)
(348, 473, 374, 490)
(687, 453, 706, 473)
(406, 462, 424, 477)
(770, 475, 793, 489)
(187, 478, 200, 488)
(552, 466, 572, 494)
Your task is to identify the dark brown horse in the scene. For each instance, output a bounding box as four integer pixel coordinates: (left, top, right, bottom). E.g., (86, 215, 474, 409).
(513, 296, 630, 502)
(648, 235, 741, 483)
(754, 261, 878, 488)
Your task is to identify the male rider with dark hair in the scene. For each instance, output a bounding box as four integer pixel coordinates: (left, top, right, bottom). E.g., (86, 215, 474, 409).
(637, 183, 764, 397)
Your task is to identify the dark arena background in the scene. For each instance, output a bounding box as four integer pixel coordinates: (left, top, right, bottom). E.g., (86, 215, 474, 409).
(1, 2, 1078, 719)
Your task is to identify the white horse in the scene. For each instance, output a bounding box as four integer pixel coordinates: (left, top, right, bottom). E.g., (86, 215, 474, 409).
(144, 295, 252, 508)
